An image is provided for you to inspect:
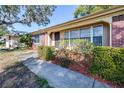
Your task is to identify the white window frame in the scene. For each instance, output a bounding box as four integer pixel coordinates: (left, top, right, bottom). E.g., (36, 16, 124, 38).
(64, 24, 103, 46)
(69, 30, 71, 47)
(90, 26, 93, 43)
(92, 24, 103, 46)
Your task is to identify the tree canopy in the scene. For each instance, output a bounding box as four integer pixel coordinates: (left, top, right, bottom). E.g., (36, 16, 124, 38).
(74, 5, 112, 18)
(19, 34, 32, 48)
(0, 25, 8, 36)
(0, 5, 56, 27)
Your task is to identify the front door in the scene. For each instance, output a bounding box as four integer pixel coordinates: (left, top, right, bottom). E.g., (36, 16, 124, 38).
(54, 32, 60, 48)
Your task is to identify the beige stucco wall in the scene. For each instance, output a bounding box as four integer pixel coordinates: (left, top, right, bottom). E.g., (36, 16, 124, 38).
(51, 32, 55, 46)
(103, 23, 110, 46)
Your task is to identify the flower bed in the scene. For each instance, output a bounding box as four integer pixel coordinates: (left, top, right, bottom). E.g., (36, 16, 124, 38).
(51, 47, 124, 87)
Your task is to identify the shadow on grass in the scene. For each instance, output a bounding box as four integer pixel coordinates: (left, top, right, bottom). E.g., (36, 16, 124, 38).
(0, 61, 51, 88)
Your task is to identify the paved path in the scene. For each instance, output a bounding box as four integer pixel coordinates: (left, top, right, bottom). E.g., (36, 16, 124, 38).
(21, 53, 111, 88)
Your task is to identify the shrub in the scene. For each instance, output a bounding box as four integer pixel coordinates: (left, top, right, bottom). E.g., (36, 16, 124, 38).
(88, 46, 124, 84)
(37, 46, 54, 61)
(55, 48, 69, 58)
(72, 39, 94, 55)
(55, 48, 72, 68)
(36, 77, 52, 88)
(112, 48, 124, 68)
(42, 46, 54, 60)
(37, 46, 44, 58)
(55, 47, 92, 68)
(58, 57, 72, 68)
(71, 39, 94, 65)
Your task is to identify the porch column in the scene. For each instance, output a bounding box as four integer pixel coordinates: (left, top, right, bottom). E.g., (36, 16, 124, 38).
(48, 32, 51, 46)
(69, 31, 71, 47)
(109, 17, 112, 47)
(109, 23, 112, 47)
(90, 26, 93, 43)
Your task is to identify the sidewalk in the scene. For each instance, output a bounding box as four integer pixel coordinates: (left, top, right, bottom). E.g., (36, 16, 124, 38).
(22, 55, 111, 88)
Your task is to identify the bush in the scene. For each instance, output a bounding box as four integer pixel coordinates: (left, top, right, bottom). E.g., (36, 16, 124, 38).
(37, 46, 44, 57)
(42, 46, 54, 61)
(58, 57, 72, 68)
(55, 48, 72, 68)
(36, 77, 52, 88)
(38, 46, 54, 61)
(55, 47, 92, 68)
(71, 39, 94, 66)
(88, 46, 124, 84)
(71, 39, 94, 55)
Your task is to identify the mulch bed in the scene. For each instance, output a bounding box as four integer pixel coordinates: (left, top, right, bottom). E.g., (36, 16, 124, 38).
(51, 58, 124, 88)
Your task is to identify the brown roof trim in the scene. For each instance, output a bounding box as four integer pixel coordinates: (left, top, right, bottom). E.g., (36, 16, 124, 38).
(30, 29, 45, 35)
(31, 5, 124, 35)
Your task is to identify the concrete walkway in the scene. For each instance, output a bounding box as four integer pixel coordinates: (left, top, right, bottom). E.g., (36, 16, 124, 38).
(20, 53, 111, 88)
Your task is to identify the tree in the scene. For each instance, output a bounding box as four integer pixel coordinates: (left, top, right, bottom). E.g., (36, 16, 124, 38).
(0, 5, 56, 27)
(0, 25, 8, 36)
(74, 5, 112, 18)
(19, 34, 32, 48)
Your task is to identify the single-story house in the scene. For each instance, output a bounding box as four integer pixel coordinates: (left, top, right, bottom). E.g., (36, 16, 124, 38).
(5, 34, 19, 48)
(30, 6, 124, 49)
(0, 34, 17, 49)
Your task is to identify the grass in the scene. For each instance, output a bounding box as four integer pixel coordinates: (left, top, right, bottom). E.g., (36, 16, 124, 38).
(36, 77, 52, 88)
(0, 62, 51, 88)
(0, 49, 51, 88)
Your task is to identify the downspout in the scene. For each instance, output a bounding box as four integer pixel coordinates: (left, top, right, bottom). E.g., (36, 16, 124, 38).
(109, 17, 112, 47)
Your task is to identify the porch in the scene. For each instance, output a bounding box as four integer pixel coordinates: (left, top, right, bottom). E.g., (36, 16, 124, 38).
(48, 22, 111, 48)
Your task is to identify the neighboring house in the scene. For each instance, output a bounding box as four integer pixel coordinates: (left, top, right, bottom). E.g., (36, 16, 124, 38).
(5, 34, 19, 48)
(30, 6, 124, 49)
(4, 31, 27, 49)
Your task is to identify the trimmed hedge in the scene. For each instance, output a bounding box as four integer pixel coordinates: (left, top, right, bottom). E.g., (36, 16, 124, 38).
(38, 46, 54, 61)
(88, 46, 124, 84)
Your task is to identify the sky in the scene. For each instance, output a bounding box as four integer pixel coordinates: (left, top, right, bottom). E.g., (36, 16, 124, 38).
(12, 5, 77, 33)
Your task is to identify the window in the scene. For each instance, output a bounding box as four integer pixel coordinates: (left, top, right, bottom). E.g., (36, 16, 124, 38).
(64, 31, 69, 46)
(63, 25, 103, 47)
(93, 25, 103, 46)
(70, 30, 80, 39)
(70, 30, 80, 46)
(64, 31, 69, 39)
(32, 35, 39, 43)
(80, 28, 90, 41)
(112, 14, 124, 22)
